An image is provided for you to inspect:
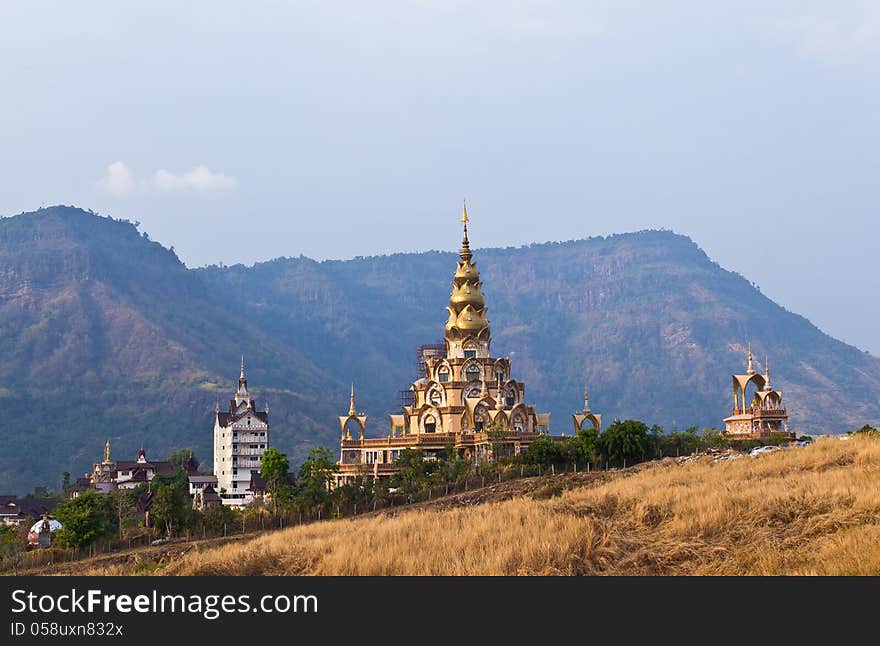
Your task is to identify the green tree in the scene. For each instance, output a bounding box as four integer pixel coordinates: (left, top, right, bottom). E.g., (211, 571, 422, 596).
(296, 446, 337, 511)
(260, 447, 291, 514)
(599, 420, 651, 467)
(390, 448, 436, 494)
(110, 488, 138, 539)
(54, 489, 116, 548)
(199, 504, 239, 536)
(521, 434, 562, 466)
(649, 424, 665, 458)
(150, 483, 192, 537)
(573, 426, 600, 464)
(486, 417, 508, 461)
(699, 429, 729, 450)
(0, 524, 26, 571)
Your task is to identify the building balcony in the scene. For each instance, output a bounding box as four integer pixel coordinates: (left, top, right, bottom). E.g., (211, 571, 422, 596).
(232, 434, 265, 443)
(337, 462, 401, 475)
(231, 448, 264, 456)
(340, 430, 542, 449)
(730, 407, 787, 418)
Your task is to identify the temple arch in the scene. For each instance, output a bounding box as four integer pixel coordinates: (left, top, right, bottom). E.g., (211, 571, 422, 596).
(420, 410, 441, 434)
(436, 360, 452, 383)
(462, 359, 482, 383)
(426, 383, 446, 407)
(473, 403, 490, 432)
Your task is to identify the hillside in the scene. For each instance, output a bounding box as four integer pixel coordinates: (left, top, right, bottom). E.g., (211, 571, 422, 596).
(52, 437, 880, 575)
(0, 207, 343, 492)
(1, 205, 879, 493)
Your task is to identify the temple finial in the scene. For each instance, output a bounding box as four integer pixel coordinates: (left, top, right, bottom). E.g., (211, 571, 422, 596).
(103, 439, 111, 464)
(240, 355, 245, 380)
(459, 199, 472, 262)
(349, 383, 357, 416)
(584, 384, 591, 413)
(747, 342, 754, 375)
(764, 356, 771, 389)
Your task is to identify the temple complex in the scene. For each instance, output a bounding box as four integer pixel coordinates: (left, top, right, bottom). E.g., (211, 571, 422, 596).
(723, 344, 794, 440)
(335, 203, 577, 485)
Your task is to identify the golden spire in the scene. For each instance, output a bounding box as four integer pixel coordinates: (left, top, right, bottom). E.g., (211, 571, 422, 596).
(445, 201, 491, 356)
(103, 439, 111, 464)
(349, 383, 357, 416)
(459, 199, 472, 262)
(747, 342, 754, 375)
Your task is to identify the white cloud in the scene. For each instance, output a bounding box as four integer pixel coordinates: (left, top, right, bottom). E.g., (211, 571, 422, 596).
(97, 161, 136, 198)
(96, 162, 237, 198)
(152, 166, 238, 192)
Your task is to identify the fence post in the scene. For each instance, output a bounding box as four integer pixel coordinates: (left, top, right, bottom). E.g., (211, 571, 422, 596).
(551, 464, 555, 476)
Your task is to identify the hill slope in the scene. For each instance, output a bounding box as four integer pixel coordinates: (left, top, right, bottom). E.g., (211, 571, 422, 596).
(61, 437, 880, 576)
(1, 206, 879, 492)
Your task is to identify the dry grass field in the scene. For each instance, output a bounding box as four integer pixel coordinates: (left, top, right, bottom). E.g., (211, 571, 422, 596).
(74, 436, 880, 576)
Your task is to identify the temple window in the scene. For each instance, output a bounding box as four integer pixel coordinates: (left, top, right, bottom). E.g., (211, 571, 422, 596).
(465, 364, 480, 381)
(464, 350, 477, 358)
(424, 414, 437, 433)
(438, 367, 450, 382)
(430, 389, 442, 406)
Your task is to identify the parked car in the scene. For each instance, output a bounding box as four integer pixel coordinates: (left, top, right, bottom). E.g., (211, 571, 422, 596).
(749, 445, 781, 457)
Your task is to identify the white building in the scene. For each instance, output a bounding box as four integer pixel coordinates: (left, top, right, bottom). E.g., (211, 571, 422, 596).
(213, 359, 270, 506)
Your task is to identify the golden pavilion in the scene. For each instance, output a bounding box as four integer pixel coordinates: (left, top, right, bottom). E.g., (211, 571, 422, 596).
(723, 344, 793, 440)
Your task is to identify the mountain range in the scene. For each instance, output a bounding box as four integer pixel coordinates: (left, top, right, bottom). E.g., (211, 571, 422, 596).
(1, 205, 878, 493)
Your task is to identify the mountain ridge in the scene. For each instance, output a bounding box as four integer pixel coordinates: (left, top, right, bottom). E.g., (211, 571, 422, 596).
(1, 205, 878, 494)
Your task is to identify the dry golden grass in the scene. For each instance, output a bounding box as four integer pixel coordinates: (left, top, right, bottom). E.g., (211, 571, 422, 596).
(80, 437, 880, 575)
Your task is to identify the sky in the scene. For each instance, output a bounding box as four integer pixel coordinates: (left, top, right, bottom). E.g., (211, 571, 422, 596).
(1, 1, 878, 354)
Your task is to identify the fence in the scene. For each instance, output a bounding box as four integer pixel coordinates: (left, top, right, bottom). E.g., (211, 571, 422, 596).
(1, 459, 616, 574)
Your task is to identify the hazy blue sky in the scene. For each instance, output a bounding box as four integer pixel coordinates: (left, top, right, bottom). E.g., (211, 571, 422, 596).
(1, 1, 878, 353)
